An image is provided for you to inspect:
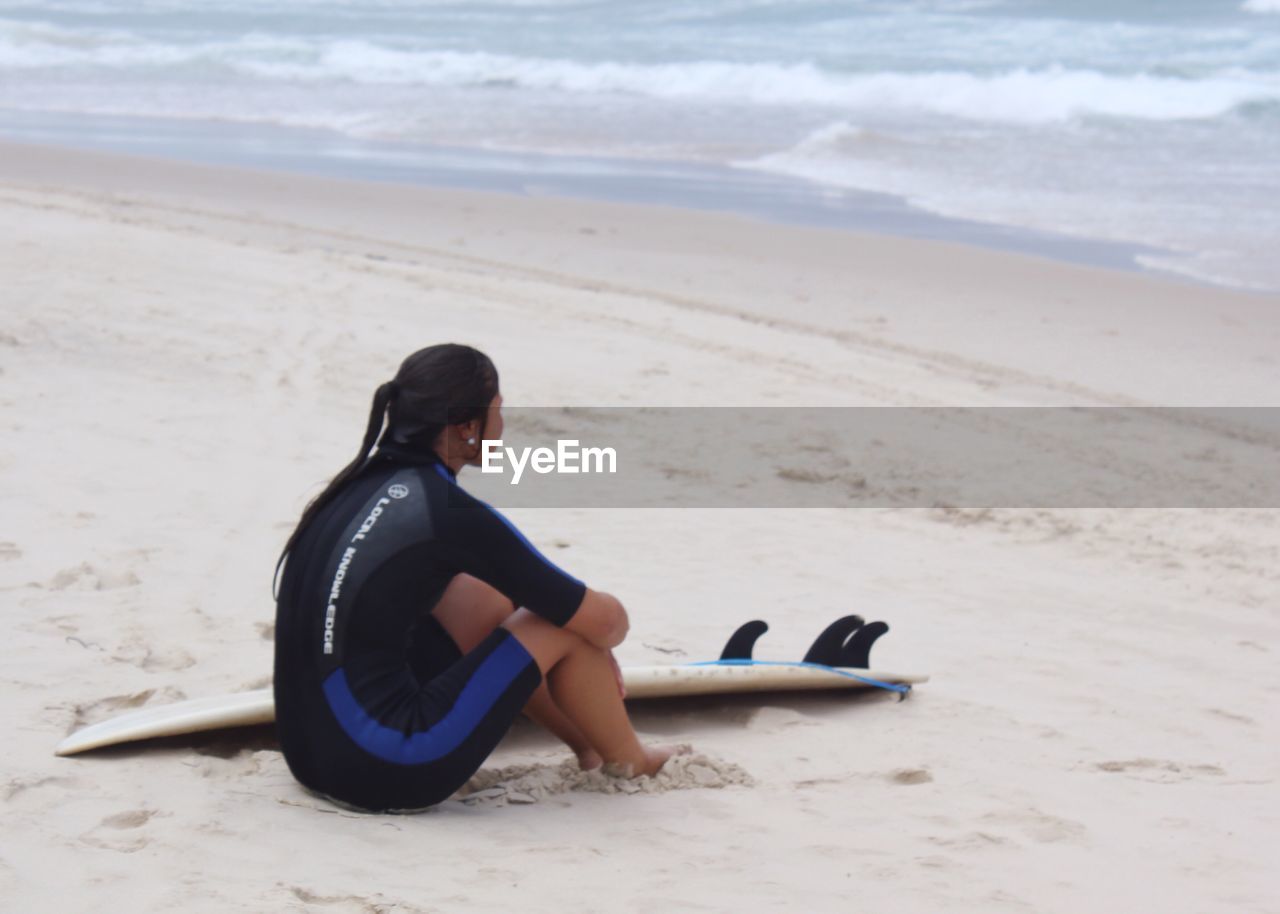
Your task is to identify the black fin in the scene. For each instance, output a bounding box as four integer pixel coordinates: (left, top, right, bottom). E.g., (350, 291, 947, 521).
(802, 615, 865, 666)
(719, 620, 769, 660)
(841, 621, 889, 668)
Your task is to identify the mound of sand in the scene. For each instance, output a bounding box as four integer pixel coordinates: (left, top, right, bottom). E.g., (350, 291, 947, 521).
(454, 749, 754, 807)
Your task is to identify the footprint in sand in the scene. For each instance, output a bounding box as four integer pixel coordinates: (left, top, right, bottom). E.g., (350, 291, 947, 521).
(980, 808, 1089, 846)
(80, 808, 160, 853)
(2, 775, 77, 802)
(100, 809, 157, 830)
(888, 767, 933, 785)
(926, 830, 1010, 850)
(1093, 758, 1225, 782)
(285, 886, 424, 912)
(113, 637, 196, 673)
(46, 562, 140, 591)
(288, 880, 432, 911)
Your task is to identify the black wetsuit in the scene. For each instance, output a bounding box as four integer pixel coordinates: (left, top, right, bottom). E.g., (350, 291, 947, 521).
(273, 443, 585, 812)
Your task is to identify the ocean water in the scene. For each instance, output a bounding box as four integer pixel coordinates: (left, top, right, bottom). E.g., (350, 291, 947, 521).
(2, 0, 1278, 290)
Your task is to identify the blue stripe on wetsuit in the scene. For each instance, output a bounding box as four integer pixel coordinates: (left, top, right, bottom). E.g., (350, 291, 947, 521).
(322, 634, 533, 766)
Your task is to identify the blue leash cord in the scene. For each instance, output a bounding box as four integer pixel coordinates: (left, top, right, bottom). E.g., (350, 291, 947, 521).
(688, 659, 912, 697)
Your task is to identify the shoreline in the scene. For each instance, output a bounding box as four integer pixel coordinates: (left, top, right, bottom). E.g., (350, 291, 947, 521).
(0, 108, 1178, 284)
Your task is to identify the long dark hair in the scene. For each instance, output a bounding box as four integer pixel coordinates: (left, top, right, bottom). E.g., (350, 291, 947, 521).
(274, 343, 499, 595)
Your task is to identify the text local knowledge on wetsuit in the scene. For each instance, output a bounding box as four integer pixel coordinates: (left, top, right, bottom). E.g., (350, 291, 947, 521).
(322, 491, 397, 655)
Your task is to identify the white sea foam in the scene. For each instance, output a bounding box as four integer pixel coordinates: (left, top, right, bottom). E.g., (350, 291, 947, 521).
(293, 52, 1276, 125)
(4, 22, 1277, 126)
(739, 117, 1280, 291)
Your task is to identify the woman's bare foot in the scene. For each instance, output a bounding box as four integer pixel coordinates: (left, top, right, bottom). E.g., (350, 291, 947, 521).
(602, 743, 688, 778)
(636, 743, 680, 777)
(576, 748, 604, 771)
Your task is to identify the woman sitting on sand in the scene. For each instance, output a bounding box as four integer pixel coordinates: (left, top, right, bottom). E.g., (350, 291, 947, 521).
(272, 343, 675, 812)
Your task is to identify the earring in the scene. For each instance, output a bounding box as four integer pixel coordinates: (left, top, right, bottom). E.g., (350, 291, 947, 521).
(467, 437, 476, 445)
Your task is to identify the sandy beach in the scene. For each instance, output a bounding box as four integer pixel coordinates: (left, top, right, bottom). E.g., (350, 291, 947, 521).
(3, 140, 1279, 913)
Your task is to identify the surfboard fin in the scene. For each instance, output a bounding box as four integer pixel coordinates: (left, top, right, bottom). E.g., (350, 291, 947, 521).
(719, 620, 769, 660)
(802, 615, 865, 665)
(839, 620, 889, 669)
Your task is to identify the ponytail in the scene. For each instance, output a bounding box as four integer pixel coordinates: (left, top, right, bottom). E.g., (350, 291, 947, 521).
(273, 380, 396, 597)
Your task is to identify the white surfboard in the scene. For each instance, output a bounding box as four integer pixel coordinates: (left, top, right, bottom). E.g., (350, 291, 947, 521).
(55, 662, 928, 756)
